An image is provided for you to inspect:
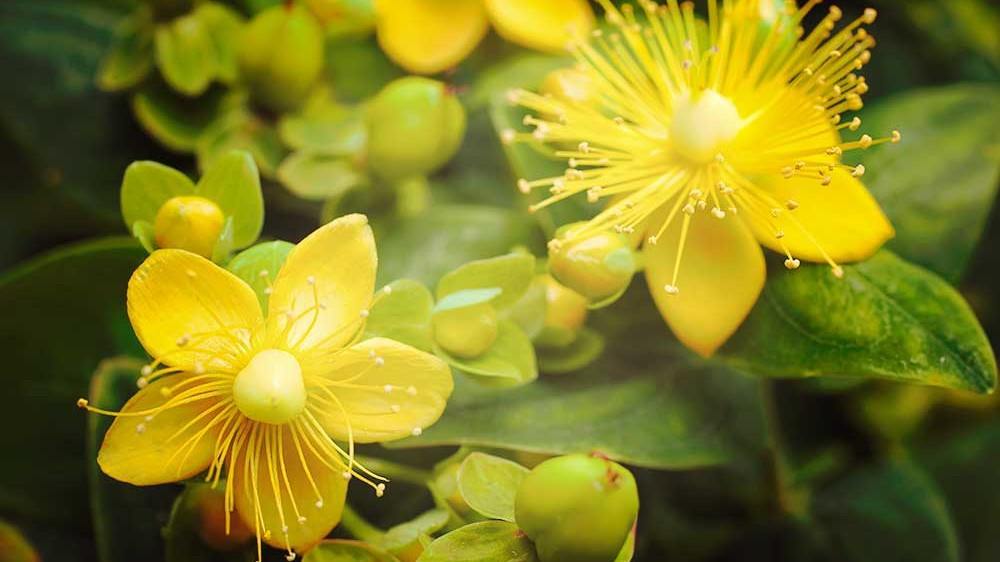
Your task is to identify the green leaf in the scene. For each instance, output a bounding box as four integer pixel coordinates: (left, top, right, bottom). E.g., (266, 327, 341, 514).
(812, 460, 959, 562)
(502, 276, 547, 339)
(457, 453, 529, 522)
(278, 151, 368, 201)
(375, 205, 544, 287)
(614, 528, 636, 562)
(226, 240, 294, 310)
(721, 251, 997, 393)
(131, 82, 236, 152)
(0, 238, 145, 525)
(468, 53, 570, 110)
(192, 1, 244, 84)
(154, 11, 217, 96)
(364, 279, 435, 352)
(279, 93, 367, 154)
(120, 160, 195, 229)
(96, 10, 154, 91)
(88, 357, 175, 562)
(197, 109, 286, 178)
(437, 253, 535, 310)
(436, 320, 538, 387)
(417, 521, 538, 562)
(195, 150, 264, 249)
(392, 284, 765, 469)
(132, 220, 156, 253)
(433, 288, 503, 313)
(858, 84, 1000, 281)
(381, 510, 449, 554)
(305, 540, 400, 562)
(537, 328, 605, 375)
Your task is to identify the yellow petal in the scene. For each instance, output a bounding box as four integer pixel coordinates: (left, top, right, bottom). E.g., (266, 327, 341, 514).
(128, 249, 263, 371)
(746, 168, 894, 263)
(644, 213, 765, 357)
(266, 214, 376, 354)
(310, 337, 453, 443)
(98, 374, 227, 485)
(374, 0, 488, 74)
(232, 425, 348, 551)
(484, 0, 595, 53)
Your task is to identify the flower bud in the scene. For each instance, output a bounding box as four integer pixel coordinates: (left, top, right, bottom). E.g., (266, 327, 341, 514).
(238, 4, 325, 113)
(433, 302, 498, 359)
(541, 68, 597, 107)
(190, 484, 253, 551)
(515, 454, 638, 562)
(366, 77, 466, 181)
(548, 226, 635, 302)
(153, 195, 225, 258)
(536, 275, 589, 348)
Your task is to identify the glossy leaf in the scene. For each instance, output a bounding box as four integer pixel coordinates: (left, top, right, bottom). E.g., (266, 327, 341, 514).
(394, 285, 765, 469)
(436, 320, 538, 387)
(364, 279, 436, 352)
(131, 82, 236, 152)
(195, 150, 264, 249)
(721, 251, 997, 393)
(858, 84, 1000, 281)
(437, 253, 536, 309)
(433, 288, 502, 313)
(120, 160, 195, 229)
(305, 540, 400, 562)
(226, 240, 294, 310)
(278, 151, 367, 201)
(417, 521, 538, 562)
(813, 460, 959, 562)
(381, 510, 450, 554)
(0, 238, 145, 525)
(457, 453, 529, 522)
(154, 12, 217, 96)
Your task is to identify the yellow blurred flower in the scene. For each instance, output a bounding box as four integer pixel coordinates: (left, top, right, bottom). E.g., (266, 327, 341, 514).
(79, 214, 453, 560)
(506, 0, 899, 356)
(374, 0, 595, 74)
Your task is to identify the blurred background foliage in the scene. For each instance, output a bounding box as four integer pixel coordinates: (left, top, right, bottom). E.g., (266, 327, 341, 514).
(0, 0, 998, 561)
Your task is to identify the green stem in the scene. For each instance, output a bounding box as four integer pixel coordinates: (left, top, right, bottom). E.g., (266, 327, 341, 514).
(339, 504, 384, 544)
(356, 455, 432, 487)
(759, 380, 807, 518)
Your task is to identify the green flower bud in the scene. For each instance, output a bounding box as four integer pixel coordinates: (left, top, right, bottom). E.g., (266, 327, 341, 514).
(238, 4, 325, 113)
(515, 454, 638, 562)
(366, 77, 466, 181)
(153, 195, 225, 258)
(536, 274, 589, 348)
(190, 484, 253, 551)
(433, 302, 498, 359)
(548, 226, 635, 302)
(541, 68, 597, 107)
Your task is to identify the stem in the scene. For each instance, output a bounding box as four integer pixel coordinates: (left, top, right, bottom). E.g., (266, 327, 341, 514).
(759, 380, 806, 518)
(356, 455, 432, 486)
(339, 504, 384, 544)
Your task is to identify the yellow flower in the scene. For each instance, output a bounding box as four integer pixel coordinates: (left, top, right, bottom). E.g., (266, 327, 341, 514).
(506, 0, 898, 356)
(373, 0, 595, 74)
(79, 214, 453, 560)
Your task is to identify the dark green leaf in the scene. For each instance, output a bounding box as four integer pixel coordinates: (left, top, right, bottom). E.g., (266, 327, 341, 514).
(721, 251, 997, 393)
(813, 460, 959, 562)
(0, 238, 145, 526)
(859, 84, 1000, 281)
(417, 521, 538, 562)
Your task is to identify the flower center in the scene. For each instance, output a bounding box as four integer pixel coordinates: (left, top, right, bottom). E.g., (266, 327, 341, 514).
(232, 349, 306, 425)
(669, 89, 743, 165)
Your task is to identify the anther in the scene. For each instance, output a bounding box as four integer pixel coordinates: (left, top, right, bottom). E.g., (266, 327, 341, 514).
(406, 386, 417, 396)
(297, 516, 307, 524)
(374, 356, 385, 367)
(140, 365, 153, 376)
(359, 309, 370, 318)
(578, 141, 590, 153)
(411, 427, 423, 436)
(775, 230, 786, 239)
(505, 89, 521, 104)
(137, 377, 148, 389)
(306, 275, 316, 285)
(391, 404, 401, 413)
(891, 130, 902, 143)
(383, 384, 393, 393)
(852, 164, 866, 177)
(711, 207, 726, 219)
(786, 200, 800, 210)
(383, 286, 393, 295)
(664, 284, 679, 295)
(849, 117, 862, 131)
(176, 335, 190, 347)
(682, 203, 696, 215)
(264, 287, 273, 295)
(832, 266, 845, 278)
(859, 134, 873, 149)
(341, 471, 352, 480)
(770, 208, 782, 218)
(314, 499, 324, 509)
(784, 258, 801, 270)
(821, 175, 833, 186)
(500, 129, 516, 144)
(863, 8, 877, 23)
(285, 553, 296, 561)
(376, 483, 386, 497)
(647, 236, 658, 245)
(77, 398, 88, 408)
(258, 270, 269, 278)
